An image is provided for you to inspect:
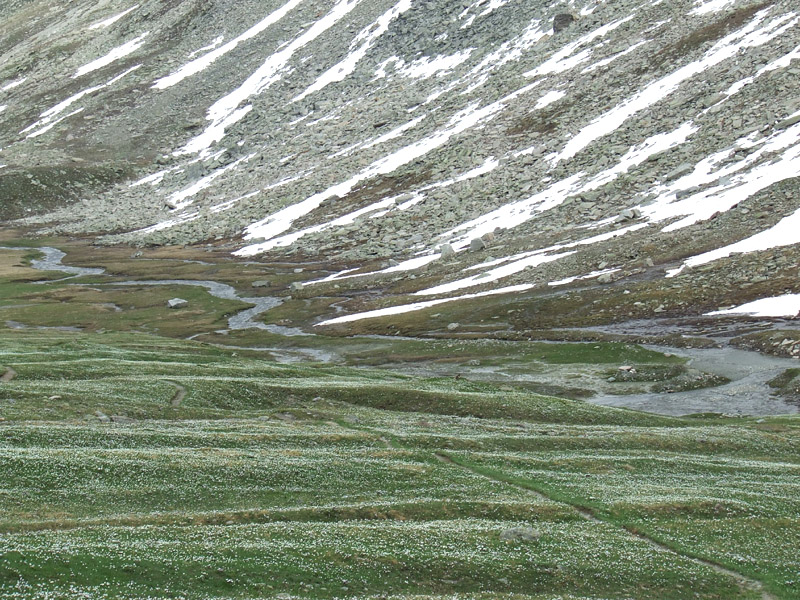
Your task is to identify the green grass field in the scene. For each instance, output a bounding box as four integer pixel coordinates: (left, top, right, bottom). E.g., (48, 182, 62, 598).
(0, 243, 798, 598)
(0, 329, 798, 599)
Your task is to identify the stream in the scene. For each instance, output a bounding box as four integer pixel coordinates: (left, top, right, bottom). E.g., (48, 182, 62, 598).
(6, 246, 800, 417)
(589, 345, 799, 417)
(11, 247, 304, 335)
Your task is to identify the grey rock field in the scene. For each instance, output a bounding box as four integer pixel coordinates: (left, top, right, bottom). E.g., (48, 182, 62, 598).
(1, 0, 799, 328)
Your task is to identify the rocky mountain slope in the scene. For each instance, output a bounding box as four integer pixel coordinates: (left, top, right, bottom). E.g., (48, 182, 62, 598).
(1, 0, 799, 331)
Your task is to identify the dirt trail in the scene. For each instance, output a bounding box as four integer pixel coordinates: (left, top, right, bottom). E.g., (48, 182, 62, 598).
(1, 367, 17, 382)
(165, 381, 187, 407)
(436, 452, 775, 600)
(341, 418, 775, 599)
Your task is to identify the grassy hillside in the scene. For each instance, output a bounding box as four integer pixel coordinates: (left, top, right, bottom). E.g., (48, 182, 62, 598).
(0, 328, 798, 599)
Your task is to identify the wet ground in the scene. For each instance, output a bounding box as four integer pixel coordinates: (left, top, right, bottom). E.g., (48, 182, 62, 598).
(9, 245, 800, 417)
(590, 346, 799, 416)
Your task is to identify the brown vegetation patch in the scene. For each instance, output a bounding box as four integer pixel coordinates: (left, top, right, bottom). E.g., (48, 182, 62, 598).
(651, 1, 774, 68)
(505, 107, 561, 137)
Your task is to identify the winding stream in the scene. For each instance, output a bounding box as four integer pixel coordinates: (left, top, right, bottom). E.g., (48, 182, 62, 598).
(11, 247, 304, 335)
(6, 246, 799, 416)
(30, 247, 105, 280)
(108, 279, 290, 333)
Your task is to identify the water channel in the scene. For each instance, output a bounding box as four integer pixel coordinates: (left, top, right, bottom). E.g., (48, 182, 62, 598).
(6, 246, 799, 417)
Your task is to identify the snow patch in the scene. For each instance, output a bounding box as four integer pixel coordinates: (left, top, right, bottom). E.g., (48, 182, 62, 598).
(444, 122, 694, 248)
(88, 5, 139, 30)
(416, 251, 574, 296)
(167, 153, 256, 210)
(21, 66, 141, 138)
(293, 0, 413, 102)
(581, 40, 649, 74)
(535, 90, 566, 109)
(363, 115, 427, 150)
(187, 36, 225, 59)
(524, 15, 635, 79)
(316, 284, 534, 326)
(1, 77, 27, 92)
(549, 268, 620, 287)
(552, 11, 797, 163)
(649, 120, 800, 237)
(72, 33, 149, 78)
(707, 294, 800, 317)
(237, 99, 509, 254)
(178, 0, 364, 155)
(376, 50, 474, 81)
(153, 0, 305, 89)
(691, 0, 735, 16)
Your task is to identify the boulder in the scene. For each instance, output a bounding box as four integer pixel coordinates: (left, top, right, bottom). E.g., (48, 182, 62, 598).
(439, 243, 456, 259)
(777, 114, 800, 130)
(469, 237, 486, 252)
(167, 298, 188, 309)
(553, 13, 575, 34)
(617, 208, 642, 221)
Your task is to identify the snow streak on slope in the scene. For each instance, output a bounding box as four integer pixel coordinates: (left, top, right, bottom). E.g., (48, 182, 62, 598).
(236, 13, 644, 256)
(187, 36, 225, 59)
(417, 251, 574, 296)
(72, 33, 149, 78)
(178, 0, 366, 156)
(552, 10, 798, 163)
(523, 15, 635, 79)
(649, 118, 800, 236)
(417, 221, 649, 296)
(152, 0, 306, 89)
(378, 50, 475, 80)
(549, 268, 620, 287)
(718, 43, 800, 101)
(459, 0, 513, 29)
(25, 108, 85, 139)
(21, 66, 141, 138)
(236, 100, 510, 254)
(316, 284, 534, 325)
(691, 0, 736, 15)
(460, 17, 546, 92)
(441, 122, 696, 250)
(363, 115, 427, 149)
(166, 154, 257, 210)
(581, 40, 648, 74)
(293, 0, 413, 102)
(1, 78, 27, 92)
(237, 150, 498, 254)
(535, 90, 566, 108)
(88, 5, 140, 31)
(707, 294, 800, 317)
